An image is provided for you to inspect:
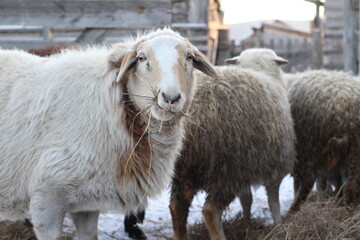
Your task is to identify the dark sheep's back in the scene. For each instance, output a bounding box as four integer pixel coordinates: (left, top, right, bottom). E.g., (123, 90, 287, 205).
(174, 66, 295, 195)
(288, 70, 360, 177)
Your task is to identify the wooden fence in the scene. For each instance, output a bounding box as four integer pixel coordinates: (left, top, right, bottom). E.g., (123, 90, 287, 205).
(231, 38, 313, 73)
(0, 24, 208, 52)
(0, 0, 221, 62)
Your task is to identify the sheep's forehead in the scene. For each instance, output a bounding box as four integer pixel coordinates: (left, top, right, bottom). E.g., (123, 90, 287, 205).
(139, 37, 190, 69)
(241, 49, 276, 62)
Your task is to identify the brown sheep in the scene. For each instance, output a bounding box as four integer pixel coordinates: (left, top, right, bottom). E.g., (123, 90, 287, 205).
(169, 62, 296, 240)
(287, 70, 360, 213)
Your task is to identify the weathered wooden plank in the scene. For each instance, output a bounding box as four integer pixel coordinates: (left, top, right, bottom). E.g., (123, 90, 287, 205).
(325, 20, 345, 29)
(171, 23, 208, 29)
(325, 12, 347, 20)
(324, 49, 343, 55)
(325, 0, 343, 9)
(324, 33, 343, 39)
(0, 41, 69, 50)
(343, 0, 359, 73)
(188, 0, 208, 23)
(0, 1, 172, 28)
(326, 15, 346, 23)
(187, 35, 208, 42)
(75, 28, 111, 43)
(171, 1, 187, 23)
(325, 29, 344, 36)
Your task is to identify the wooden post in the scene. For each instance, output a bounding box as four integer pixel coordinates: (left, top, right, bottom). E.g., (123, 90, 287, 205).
(278, 38, 284, 53)
(229, 39, 235, 57)
(43, 26, 53, 43)
(305, 0, 324, 69)
(286, 38, 292, 54)
(215, 29, 231, 65)
(241, 40, 245, 51)
(270, 38, 274, 49)
(303, 38, 311, 69)
(305, 0, 324, 28)
(358, 0, 360, 74)
(344, 0, 359, 74)
(312, 29, 323, 69)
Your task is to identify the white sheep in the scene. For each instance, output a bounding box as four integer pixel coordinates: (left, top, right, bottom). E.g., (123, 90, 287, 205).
(283, 72, 300, 90)
(225, 48, 289, 89)
(0, 28, 217, 240)
(169, 49, 296, 240)
(285, 70, 360, 212)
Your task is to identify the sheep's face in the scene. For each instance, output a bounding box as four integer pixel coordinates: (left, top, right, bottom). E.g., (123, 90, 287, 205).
(112, 29, 218, 121)
(225, 48, 288, 70)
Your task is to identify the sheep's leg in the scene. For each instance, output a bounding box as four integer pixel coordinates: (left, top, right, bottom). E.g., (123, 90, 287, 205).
(169, 184, 196, 240)
(333, 177, 343, 199)
(288, 175, 316, 213)
(342, 162, 359, 205)
(124, 210, 146, 240)
(265, 179, 282, 224)
(202, 195, 234, 240)
(293, 175, 300, 199)
(29, 192, 66, 240)
(343, 179, 357, 205)
(70, 211, 99, 240)
(238, 185, 252, 221)
(202, 201, 225, 240)
(316, 175, 340, 200)
(315, 176, 328, 201)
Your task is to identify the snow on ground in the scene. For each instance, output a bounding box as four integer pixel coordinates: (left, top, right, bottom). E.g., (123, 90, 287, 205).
(65, 175, 295, 240)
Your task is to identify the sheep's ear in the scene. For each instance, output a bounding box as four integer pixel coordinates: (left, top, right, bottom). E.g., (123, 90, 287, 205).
(115, 50, 137, 85)
(224, 56, 240, 65)
(274, 56, 288, 66)
(193, 49, 218, 78)
(109, 43, 132, 68)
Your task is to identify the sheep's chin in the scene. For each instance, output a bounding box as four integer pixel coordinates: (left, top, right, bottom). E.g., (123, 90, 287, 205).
(151, 105, 175, 121)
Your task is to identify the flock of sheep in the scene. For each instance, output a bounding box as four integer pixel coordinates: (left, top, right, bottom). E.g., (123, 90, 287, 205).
(0, 28, 359, 240)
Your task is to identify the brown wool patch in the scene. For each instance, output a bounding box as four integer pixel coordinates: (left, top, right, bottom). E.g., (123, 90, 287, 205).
(326, 157, 338, 170)
(116, 88, 152, 182)
(174, 43, 194, 112)
(139, 45, 162, 88)
(87, 171, 96, 180)
(174, 44, 188, 94)
(28, 44, 80, 57)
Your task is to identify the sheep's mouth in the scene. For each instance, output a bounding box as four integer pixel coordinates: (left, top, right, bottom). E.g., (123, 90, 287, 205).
(155, 104, 164, 112)
(151, 104, 175, 121)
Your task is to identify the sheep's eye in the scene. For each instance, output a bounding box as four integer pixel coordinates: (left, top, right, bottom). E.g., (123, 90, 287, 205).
(186, 54, 194, 61)
(138, 55, 147, 62)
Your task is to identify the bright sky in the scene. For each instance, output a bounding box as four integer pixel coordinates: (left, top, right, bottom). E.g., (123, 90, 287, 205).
(221, 0, 319, 24)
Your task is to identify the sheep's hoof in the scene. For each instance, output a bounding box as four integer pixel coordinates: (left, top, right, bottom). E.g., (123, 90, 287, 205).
(126, 224, 147, 240)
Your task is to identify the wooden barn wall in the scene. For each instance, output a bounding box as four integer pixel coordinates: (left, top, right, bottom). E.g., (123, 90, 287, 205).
(323, 0, 344, 70)
(0, 0, 172, 29)
(0, 0, 229, 64)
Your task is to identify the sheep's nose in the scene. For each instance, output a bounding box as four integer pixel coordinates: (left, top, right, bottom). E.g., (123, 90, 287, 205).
(162, 92, 181, 104)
